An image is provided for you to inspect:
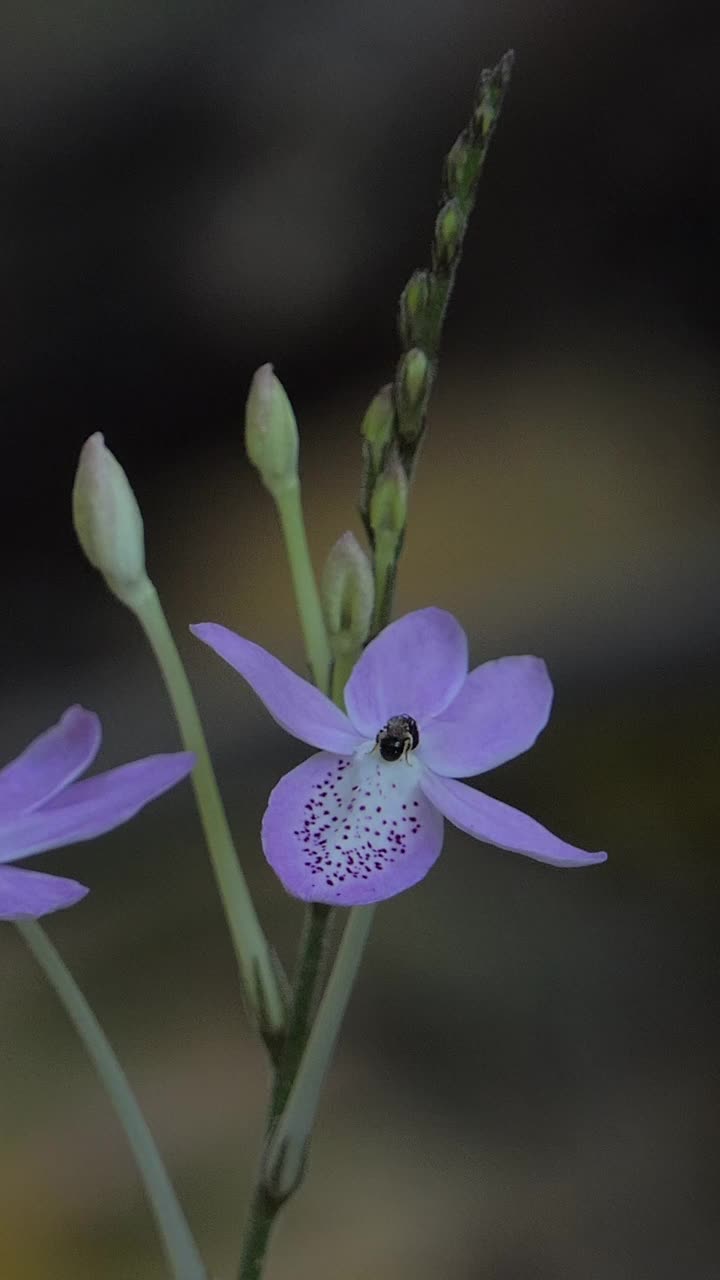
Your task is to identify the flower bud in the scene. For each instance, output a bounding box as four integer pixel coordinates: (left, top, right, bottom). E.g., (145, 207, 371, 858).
(245, 364, 299, 499)
(433, 199, 465, 270)
(360, 384, 395, 474)
(444, 132, 475, 197)
(395, 348, 431, 442)
(399, 270, 432, 347)
(321, 531, 374, 654)
(369, 451, 408, 546)
(72, 433, 150, 608)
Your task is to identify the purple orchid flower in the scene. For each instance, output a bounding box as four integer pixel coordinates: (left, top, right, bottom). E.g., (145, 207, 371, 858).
(0, 706, 195, 920)
(192, 608, 606, 906)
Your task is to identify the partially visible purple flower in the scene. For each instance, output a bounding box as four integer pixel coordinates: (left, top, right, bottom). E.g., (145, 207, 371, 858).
(191, 608, 606, 907)
(0, 707, 195, 920)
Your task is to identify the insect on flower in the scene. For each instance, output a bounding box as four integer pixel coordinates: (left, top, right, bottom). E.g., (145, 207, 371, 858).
(375, 714, 419, 763)
(192, 608, 606, 907)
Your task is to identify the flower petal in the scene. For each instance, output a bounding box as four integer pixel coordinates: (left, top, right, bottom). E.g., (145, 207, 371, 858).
(190, 623, 362, 753)
(262, 750, 445, 905)
(0, 752, 195, 861)
(0, 866, 89, 919)
(419, 770, 607, 867)
(344, 608, 468, 738)
(420, 656, 553, 777)
(0, 706, 101, 817)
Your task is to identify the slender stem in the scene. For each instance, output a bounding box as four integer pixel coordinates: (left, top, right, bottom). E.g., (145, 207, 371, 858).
(133, 584, 286, 1047)
(17, 920, 207, 1280)
(236, 904, 334, 1280)
(263, 907, 375, 1201)
(238, 909, 374, 1280)
(237, 1188, 276, 1280)
(274, 481, 332, 693)
(330, 650, 355, 709)
(371, 536, 398, 637)
(270, 903, 333, 1124)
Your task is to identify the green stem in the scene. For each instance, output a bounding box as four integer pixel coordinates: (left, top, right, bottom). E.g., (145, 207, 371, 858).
(237, 1188, 276, 1280)
(330, 649, 356, 708)
(270, 903, 333, 1124)
(133, 584, 286, 1047)
(237, 909, 374, 1280)
(237, 904, 334, 1280)
(17, 920, 207, 1280)
(371, 535, 399, 637)
(274, 481, 332, 693)
(263, 907, 375, 1201)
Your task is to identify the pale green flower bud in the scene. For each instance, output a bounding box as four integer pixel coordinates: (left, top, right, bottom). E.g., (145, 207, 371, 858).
(433, 198, 465, 270)
(399, 269, 432, 348)
(395, 348, 431, 442)
(321, 531, 374, 656)
(72, 432, 151, 608)
(245, 364, 299, 499)
(360, 384, 395, 474)
(369, 451, 408, 546)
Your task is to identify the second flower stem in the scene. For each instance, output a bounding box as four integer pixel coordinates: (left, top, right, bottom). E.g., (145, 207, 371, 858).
(274, 481, 331, 693)
(18, 920, 207, 1280)
(134, 584, 286, 1048)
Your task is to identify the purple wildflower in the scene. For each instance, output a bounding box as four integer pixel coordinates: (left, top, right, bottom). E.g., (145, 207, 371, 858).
(0, 706, 194, 920)
(192, 608, 606, 906)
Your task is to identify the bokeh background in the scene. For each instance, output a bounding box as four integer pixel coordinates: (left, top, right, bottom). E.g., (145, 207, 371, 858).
(1, 2, 718, 1277)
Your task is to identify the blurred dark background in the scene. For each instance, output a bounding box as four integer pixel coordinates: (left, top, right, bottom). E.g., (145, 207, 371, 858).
(1, 2, 718, 1277)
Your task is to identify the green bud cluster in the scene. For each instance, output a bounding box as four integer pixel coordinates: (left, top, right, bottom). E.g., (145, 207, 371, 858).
(357, 50, 514, 633)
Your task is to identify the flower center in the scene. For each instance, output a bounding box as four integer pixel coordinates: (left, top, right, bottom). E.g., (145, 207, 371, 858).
(375, 714, 419, 763)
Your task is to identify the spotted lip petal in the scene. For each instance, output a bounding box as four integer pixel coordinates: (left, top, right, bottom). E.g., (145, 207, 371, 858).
(0, 707, 101, 817)
(0, 752, 195, 862)
(420, 656, 553, 778)
(419, 769, 607, 868)
(262, 750, 445, 905)
(190, 623, 362, 754)
(0, 866, 89, 920)
(343, 608, 468, 739)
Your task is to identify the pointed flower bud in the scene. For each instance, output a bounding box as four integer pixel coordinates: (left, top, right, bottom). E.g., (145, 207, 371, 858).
(369, 451, 408, 546)
(73, 433, 150, 608)
(433, 199, 465, 270)
(395, 348, 431, 442)
(444, 131, 477, 199)
(360, 384, 395, 474)
(245, 364, 299, 499)
(321, 531, 374, 655)
(399, 269, 432, 347)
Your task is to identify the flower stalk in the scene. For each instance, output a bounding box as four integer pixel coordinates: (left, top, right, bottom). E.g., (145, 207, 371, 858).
(133, 585, 287, 1048)
(246, 365, 332, 693)
(274, 481, 332, 693)
(235, 49, 516, 1280)
(18, 920, 207, 1280)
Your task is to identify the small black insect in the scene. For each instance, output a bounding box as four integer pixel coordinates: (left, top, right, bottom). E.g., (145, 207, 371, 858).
(375, 714, 419, 763)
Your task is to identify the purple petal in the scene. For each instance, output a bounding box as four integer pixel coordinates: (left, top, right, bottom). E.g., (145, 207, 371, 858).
(420, 656, 553, 777)
(0, 706, 101, 817)
(344, 608, 468, 738)
(0, 866, 89, 919)
(0, 752, 195, 862)
(191, 623, 362, 753)
(420, 769, 607, 868)
(262, 750, 445, 905)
